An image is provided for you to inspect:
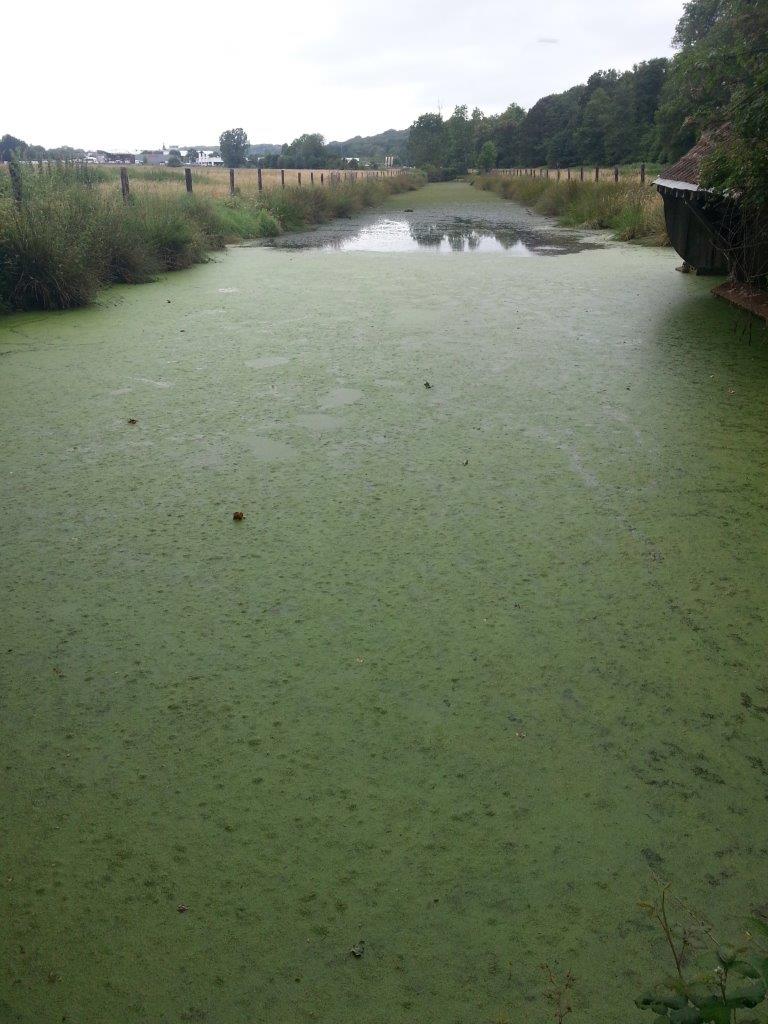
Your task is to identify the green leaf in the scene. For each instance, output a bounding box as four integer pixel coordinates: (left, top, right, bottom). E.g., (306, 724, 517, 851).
(723, 980, 766, 1009)
(748, 954, 768, 985)
(669, 1008, 702, 1024)
(687, 985, 722, 1008)
(717, 945, 738, 966)
(658, 993, 689, 1010)
(697, 1004, 730, 1024)
(637, 991, 662, 1009)
(731, 960, 761, 980)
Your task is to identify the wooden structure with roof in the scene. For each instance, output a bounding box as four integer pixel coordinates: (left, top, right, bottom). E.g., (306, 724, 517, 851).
(654, 128, 733, 275)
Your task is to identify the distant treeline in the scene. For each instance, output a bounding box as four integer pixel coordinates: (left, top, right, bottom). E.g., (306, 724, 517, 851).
(256, 133, 402, 170)
(408, 59, 670, 178)
(0, 136, 86, 163)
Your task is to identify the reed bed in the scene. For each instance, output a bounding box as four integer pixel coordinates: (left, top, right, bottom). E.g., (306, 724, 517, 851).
(0, 163, 424, 313)
(475, 173, 668, 244)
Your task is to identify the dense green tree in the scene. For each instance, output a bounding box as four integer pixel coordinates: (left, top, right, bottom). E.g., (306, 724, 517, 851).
(219, 128, 249, 168)
(444, 105, 473, 175)
(653, 0, 767, 167)
(544, 87, 584, 166)
(0, 134, 27, 161)
(282, 133, 326, 168)
(407, 113, 445, 168)
(602, 77, 637, 163)
(673, 0, 723, 45)
(575, 88, 613, 163)
(633, 59, 669, 131)
(477, 141, 497, 172)
(486, 103, 525, 166)
(669, 0, 768, 209)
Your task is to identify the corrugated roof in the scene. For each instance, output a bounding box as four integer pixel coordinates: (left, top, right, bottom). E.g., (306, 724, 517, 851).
(660, 125, 732, 187)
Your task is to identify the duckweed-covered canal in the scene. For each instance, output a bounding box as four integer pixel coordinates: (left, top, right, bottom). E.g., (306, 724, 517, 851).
(1, 182, 766, 1024)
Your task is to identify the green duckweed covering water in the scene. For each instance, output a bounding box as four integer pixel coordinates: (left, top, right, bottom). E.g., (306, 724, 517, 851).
(1, 183, 767, 1024)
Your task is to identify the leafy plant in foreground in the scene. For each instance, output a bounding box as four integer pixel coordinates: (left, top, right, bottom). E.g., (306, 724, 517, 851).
(635, 883, 768, 1024)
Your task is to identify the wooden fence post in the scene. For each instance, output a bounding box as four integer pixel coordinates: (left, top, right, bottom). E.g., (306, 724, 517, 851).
(229, 168, 235, 195)
(595, 166, 599, 182)
(281, 169, 285, 188)
(556, 166, 560, 180)
(310, 171, 314, 185)
(567, 167, 571, 180)
(298, 171, 302, 187)
(640, 162, 646, 185)
(580, 166, 584, 181)
(120, 166, 130, 202)
(257, 167, 263, 191)
(614, 165, 619, 183)
(9, 159, 22, 206)
(321, 172, 324, 185)
(185, 167, 193, 193)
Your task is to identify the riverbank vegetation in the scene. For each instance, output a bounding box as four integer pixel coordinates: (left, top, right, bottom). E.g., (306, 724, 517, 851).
(635, 884, 768, 1024)
(0, 165, 423, 312)
(474, 174, 668, 244)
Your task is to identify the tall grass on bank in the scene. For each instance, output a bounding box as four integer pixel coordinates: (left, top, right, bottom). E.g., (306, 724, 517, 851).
(0, 165, 424, 313)
(474, 174, 668, 245)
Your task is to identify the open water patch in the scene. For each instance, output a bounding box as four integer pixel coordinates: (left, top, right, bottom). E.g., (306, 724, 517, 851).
(260, 212, 603, 256)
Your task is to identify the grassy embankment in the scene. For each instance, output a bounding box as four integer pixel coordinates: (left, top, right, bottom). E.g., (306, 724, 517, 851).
(474, 172, 668, 244)
(0, 163, 424, 312)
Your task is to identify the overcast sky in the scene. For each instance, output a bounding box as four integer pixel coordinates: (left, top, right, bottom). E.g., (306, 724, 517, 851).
(5, 0, 685, 151)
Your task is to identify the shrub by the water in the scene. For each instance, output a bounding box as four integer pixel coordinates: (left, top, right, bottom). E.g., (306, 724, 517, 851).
(0, 165, 425, 312)
(475, 174, 668, 244)
(0, 187, 103, 310)
(635, 885, 768, 1024)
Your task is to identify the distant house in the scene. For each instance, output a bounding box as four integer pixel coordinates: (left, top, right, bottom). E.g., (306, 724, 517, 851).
(139, 150, 166, 166)
(196, 150, 223, 166)
(101, 152, 136, 164)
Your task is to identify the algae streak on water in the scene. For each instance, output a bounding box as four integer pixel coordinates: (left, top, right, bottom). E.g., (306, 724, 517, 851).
(1, 182, 766, 1024)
